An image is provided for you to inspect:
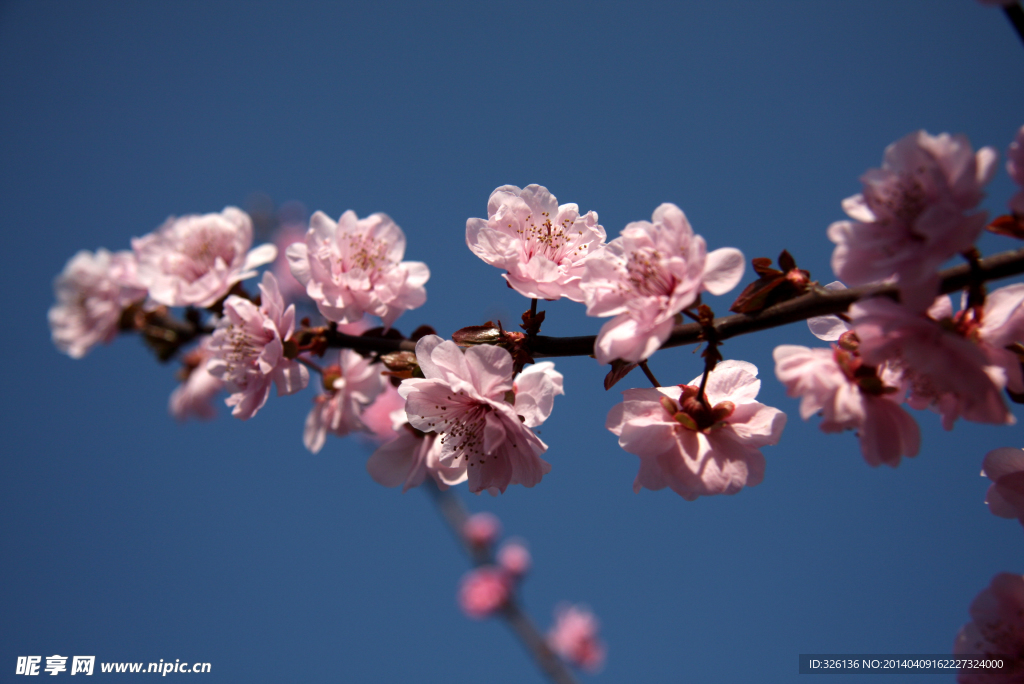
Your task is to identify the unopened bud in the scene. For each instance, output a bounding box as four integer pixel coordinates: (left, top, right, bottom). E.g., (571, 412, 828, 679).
(453, 323, 503, 346)
(463, 512, 502, 548)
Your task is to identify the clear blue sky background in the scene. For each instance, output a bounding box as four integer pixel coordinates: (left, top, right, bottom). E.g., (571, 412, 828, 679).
(3, 1, 1024, 682)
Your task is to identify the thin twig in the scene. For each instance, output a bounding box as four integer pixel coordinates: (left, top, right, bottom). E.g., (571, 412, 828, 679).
(424, 481, 580, 684)
(638, 360, 662, 388)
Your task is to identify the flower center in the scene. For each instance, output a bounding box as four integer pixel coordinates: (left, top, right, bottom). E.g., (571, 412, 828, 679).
(342, 233, 393, 276)
(221, 323, 261, 380)
(660, 385, 734, 432)
(178, 227, 237, 282)
(517, 212, 588, 263)
(624, 248, 675, 297)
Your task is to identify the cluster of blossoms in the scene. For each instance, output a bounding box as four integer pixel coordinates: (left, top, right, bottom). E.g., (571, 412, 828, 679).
(775, 129, 1024, 472)
(456, 513, 606, 673)
(47, 116, 1024, 681)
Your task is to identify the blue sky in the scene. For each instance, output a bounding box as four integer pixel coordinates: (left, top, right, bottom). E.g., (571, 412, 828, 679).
(3, 1, 1024, 682)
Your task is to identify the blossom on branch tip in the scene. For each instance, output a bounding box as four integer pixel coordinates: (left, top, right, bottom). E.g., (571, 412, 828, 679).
(828, 130, 996, 311)
(954, 573, 1024, 683)
(458, 566, 510, 619)
(773, 344, 919, 467)
(303, 349, 387, 454)
(580, 203, 744, 363)
(207, 272, 308, 421)
(548, 604, 606, 673)
(49, 248, 147, 358)
(398, 335, 560, 494)
(982, 448, 1024, 525)
(606, 360, 786, 500)
(133, 207, 276, 308)
(466, 184, 606, 302)
(169, 336, 224, 421)
(286, 210, 429, 329)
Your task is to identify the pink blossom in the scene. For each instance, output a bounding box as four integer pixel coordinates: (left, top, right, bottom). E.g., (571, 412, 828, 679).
(982, 448, 1024, 524)
(496, 539, 531, 578)
(773, 344, 919, 467)
(458, 567, 511, 619)
(367, 430, 469, 492)
(207, 272, 309, 420)
(954, 573, 1024, 683)
(358, 383, 406, 443)
(303, 349, 387, 454)
(828, 131, 997, 311)
(462, 512, 502, 548)
(850, 297, 1013, 429)
(466, 184, 606, 302)
(286, 210, 429, 328)
(548, 604, 606, 673)
(580, 203, 745, 363)
(169, 336, 224, 421)
(1009, 126, 1024, 215)
(49, 248, 147, 358)
(133, 207, 277, 308)
(398, 336, 560, 494)
(606, 360, 786, 500)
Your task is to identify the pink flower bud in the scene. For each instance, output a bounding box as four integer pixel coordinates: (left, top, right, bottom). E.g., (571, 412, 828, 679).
(496, 539, 531, 578)
(462, 512, 501, 548)
(548, 603, 606, 673)
(458, 567, 510, 619)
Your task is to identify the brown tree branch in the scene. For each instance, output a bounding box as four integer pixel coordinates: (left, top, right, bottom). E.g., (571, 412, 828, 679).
(528, 247, 1024, 358)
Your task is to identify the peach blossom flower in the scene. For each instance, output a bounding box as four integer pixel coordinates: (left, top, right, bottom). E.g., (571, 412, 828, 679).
(466, 184, 606, 302)
(399, 336, 562, 494)
(580, 203, 744, 363)
(828, 130, 996, 311)
(606, 360, 786, 500)
(49, 248, 146, 358)
(286, 210, 429, 329)
(207, 272, 308, 420)
(773, 344, 919, 467)
(851, 297, 1014, 429)
(133, 207, 276, 308)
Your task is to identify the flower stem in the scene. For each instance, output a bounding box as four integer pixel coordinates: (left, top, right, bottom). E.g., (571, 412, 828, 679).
(638, 360, 662, 388)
